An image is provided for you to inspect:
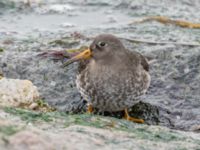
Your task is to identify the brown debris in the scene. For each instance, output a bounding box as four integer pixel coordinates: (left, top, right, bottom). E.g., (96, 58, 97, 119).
(131, 16, 200, 29)
(18, 100, 56, 112)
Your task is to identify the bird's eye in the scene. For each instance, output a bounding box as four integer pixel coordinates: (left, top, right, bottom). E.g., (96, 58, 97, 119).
(98, 42, 107, 47)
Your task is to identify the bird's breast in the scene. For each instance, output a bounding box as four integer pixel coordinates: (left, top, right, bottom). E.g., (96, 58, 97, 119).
(76, 65, 150, 111)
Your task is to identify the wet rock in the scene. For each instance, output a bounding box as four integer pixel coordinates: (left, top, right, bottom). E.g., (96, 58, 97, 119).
(129, 102, 160, 125)
(0, 78, 39, 107)
(38, 4, 75, 14)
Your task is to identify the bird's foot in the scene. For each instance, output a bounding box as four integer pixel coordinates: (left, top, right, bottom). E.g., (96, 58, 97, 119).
(124, 109, 144, 124)
(87, 104, 93, 114)
(124, 115, 144, 123)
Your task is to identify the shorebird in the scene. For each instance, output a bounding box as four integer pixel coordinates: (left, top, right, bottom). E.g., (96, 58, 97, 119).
(63, 34, 150, 123)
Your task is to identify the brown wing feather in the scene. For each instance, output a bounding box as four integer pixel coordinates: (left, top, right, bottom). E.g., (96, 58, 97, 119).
(127, 50, 149, 72)
(139, 53, 149, 72)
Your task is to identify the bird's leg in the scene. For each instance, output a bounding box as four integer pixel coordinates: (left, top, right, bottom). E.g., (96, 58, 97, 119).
(124, 108, 144, 123)
(87, 104, 93, 114)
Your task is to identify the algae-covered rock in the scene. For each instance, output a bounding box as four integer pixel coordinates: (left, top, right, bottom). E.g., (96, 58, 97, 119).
(7, 125, 200, 150)
(0, 108, 200, 150)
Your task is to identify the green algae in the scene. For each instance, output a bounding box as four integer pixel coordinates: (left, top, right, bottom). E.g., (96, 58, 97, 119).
(4, 107, 53, 122)
(2, 107, 200, 149)
(0, 125, 21, 136)
(0, 48, 4, 52)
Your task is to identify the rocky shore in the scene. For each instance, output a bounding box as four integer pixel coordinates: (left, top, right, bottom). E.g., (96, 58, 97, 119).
(0, 0, 200, 149)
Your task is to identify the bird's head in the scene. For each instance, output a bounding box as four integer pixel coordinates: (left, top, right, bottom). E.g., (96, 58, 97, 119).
(63, 34, 126, 67)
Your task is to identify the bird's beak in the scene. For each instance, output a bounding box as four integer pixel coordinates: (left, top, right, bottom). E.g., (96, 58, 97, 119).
(63, 48, 92, 67)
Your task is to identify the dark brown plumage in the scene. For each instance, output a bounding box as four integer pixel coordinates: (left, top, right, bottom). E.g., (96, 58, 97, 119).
(63, 34, 150, 123)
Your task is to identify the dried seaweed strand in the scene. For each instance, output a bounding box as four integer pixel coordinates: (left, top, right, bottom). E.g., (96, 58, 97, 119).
(130, 16, 200, 29)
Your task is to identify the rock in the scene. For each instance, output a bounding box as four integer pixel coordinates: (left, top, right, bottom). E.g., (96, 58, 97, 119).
(0, 108, 200, 150)
(0, 78, 39, 107)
